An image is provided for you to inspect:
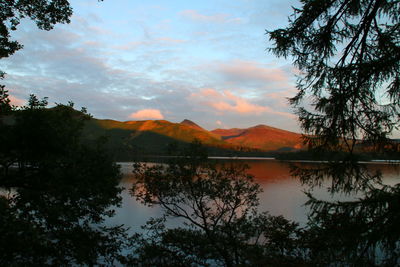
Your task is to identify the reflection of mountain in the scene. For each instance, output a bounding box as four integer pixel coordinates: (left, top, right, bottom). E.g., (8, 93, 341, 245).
(84, 118, 303, 159)
(212, 125, 303, 151)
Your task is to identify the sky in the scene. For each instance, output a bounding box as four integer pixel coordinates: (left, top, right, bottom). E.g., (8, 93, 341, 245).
(3, 0, 302, 132)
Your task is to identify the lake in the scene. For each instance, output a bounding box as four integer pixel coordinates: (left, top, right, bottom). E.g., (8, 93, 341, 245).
(108, 159, 400, 232)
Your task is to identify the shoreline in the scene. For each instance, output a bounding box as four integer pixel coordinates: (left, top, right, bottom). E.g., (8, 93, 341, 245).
(117, 156, 400, 164)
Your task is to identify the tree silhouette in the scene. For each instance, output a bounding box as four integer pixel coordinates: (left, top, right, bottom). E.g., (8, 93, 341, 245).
(0, 3, 130, 264)
(0, 96, 127, 265)
(269, 1, 400, 265)
(1, 0, 75, 60)
(0, 1, 103, 101)
(269, 0, 399, 151)
(128, 141, 307, 266)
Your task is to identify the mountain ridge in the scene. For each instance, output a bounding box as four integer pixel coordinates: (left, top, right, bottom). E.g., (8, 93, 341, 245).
(211, 124, 303, 151)
(180, 119, 206, 132)
(83, 118, 303, 159)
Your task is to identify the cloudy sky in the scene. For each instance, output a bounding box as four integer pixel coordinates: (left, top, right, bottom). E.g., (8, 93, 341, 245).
(3, 0, 301, 131)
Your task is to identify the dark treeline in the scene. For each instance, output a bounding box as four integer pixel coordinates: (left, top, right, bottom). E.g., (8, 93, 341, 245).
(0, 93, 127, 265)
(275, 149, 400, 161)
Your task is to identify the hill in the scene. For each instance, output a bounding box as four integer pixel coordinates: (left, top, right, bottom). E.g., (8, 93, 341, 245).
(180, 119, 206, 131)
(83, 119, 236, 159)
(82, 118, 304, 160)
(211, 124, 303, 151)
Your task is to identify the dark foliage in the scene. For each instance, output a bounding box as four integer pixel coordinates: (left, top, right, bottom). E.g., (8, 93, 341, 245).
(0, 0, 75, 59)
(269, 0, 400, 151)
(128, 141, 307, 266)
(269, 1, 400, 265)
(0, 82, 12, 115)
(0, 95, 127, 266)
(304, 181, 400, 266)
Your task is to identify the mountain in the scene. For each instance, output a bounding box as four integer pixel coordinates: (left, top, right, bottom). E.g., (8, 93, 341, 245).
(83, 119, 232, 159)
(101, 119, 223, 144)
(211, 124, 303, 152)
(83, 118, 303, 159)
(180, 119, 205, 131)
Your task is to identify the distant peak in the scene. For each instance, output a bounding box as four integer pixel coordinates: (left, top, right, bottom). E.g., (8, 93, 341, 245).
(180, 119, 205, 131)
(251, 124, 274, 130)
(181, 119, 195, 124)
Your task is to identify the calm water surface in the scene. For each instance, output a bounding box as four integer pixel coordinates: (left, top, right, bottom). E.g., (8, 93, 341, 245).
(107, 160, 400, 232)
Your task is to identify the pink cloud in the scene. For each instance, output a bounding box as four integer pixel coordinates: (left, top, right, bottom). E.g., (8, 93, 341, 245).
(9, 95, 25, 106)
(190, 88, 296, 119)
(198, 88, 220, 97)
(129, 109, 164, 120)
(217, 60, 288, 83)
(191, 89, 266, 114)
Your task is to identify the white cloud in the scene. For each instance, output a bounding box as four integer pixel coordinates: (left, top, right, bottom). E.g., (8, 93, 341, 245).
(180, 10, 243, 24)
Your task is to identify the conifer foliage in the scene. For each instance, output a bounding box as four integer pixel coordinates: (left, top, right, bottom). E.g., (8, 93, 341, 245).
(269, 0, 400, 151)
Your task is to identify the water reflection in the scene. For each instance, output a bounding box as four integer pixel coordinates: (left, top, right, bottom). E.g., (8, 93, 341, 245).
(107, 170, 162, 233)
(290, 157, 400, 265)
(113, 160, 399, 228)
